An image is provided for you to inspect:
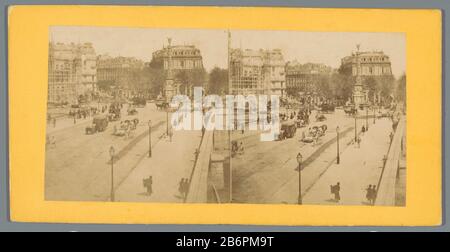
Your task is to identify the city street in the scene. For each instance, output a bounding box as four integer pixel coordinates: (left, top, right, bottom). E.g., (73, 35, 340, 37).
(45, 103, 174, 201)
(114, 129, 202, 203)
(218, 108, 391, 205)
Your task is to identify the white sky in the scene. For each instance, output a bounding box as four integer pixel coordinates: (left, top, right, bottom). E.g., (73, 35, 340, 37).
(50, 26, 405, 77)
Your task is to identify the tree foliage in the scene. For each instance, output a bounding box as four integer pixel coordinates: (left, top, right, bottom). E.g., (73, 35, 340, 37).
(207, 67, 228, 95)
(396, 73, 406, 102)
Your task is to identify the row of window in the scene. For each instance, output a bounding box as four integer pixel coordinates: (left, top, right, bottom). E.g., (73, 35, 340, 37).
(360, 56, 389, 62)
(171, 50, 200, 56)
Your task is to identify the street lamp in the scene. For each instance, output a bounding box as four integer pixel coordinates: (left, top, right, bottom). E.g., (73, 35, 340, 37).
(373, 106, 376, 124)
(354, 112, 357, 142)
(336, 126, 340, 164)
(148, 120, 152, 157)
(366, 106, 369, 131)
(166, 108, 169, 136)
(109, 146, 115, 202)
(297, 152, 303, 205)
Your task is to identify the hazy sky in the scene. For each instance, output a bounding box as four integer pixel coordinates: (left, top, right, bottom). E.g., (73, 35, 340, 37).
(50, 26, 405, 77)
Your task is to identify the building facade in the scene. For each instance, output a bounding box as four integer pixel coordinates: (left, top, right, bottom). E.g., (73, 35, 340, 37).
(340, 50, 394, 105)
(340, 51, 393, 77)
(48, 42, 97, 105)
(285, 61, 333, 93)
(97, 55, 145, 98)
(97, 55, 144, 86)
(229, 48, 286, 96)
(151, 42, 205, 100)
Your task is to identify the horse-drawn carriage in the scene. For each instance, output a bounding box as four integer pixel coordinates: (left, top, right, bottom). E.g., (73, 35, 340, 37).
(344, 106, 357, 116)
(277, 120, 297, 141)
(85, 115, 109, 134)
(316, 113, 327, 122)
(132, 97, 147, 107)
(295, 119, 308, 128)
(127, 107, 138, 115)
(155, 99, 169, 110)
(113, 118, 139, 137)
(107, 112, 121, 122)
(301, 124, 327, 143)
(320, 103, 335, 113)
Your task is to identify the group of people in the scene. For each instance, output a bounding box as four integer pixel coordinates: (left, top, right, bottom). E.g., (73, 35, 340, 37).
(329, 182, 378, 205)
(280, 108, 311, 123)
(231, 141, 245, 157)
(69, 106, 100, 120)
(178, 178, 190, 199)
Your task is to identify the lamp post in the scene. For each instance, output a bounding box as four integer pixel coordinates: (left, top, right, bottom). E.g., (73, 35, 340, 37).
(373, 106, 376, 124)
(166, 109, 169, 136)
(297, 152, 303, 205)
(109, 146, 115, 202)
(148, 120, 152, 157)
(354, 113, 357, 142)
(336, 126, 340, 164)
(366, 106, 369, 131)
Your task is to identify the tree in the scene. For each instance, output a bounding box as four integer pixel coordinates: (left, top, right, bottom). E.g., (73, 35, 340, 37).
(316, 75, 332, 99)
(145, 67, 166, 98)
(97, 80, 115, 92)
(208, 67, 228, 95)
(331, 73, 353, 103)
(396, 73, 406, 102)
(175, 69, 207, 95)
(378, 75, 395, 105)
(365, 76, 378, 103)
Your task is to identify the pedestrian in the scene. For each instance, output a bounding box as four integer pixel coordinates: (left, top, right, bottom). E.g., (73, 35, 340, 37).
(178, 178, 185, 196)
(169, 128, 173, 142)
(331, 182, 341, 202)
(357, 137, 361, 148)
(143, 176, 153, 196)
(371, 185, 377, 205)
(182, 178, 190, 198)
(366, 185, 373, 204)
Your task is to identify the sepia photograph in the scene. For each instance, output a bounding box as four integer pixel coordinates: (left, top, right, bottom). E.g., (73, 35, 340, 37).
(45, 26, 406, 207)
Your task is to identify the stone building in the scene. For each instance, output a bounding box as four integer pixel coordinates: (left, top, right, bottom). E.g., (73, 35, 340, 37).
(97, 55, 144, 86)
(97, 55, 145, 98)
(151, 41, 205, 100)
(229, 48, 286, 97)
(285, 61, 333, 94)
(340, 49, 394, 105)
(47, 42, 97, 105)
(340, 51, 393, 77)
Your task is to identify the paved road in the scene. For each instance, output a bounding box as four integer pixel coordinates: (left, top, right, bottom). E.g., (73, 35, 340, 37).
(213, 109, 378, 204)
(45, 103, 168, 201)
(302, 117, 392, 205)
(114, 117, 203, 203)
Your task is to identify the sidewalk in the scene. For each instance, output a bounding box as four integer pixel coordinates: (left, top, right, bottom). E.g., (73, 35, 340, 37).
(302, 118, 392, 206)
(114, 129, 202, 203)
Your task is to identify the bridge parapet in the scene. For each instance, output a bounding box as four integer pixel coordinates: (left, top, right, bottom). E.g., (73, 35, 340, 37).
(375, 116, 406, 206)
(185, 130, 214, 203)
